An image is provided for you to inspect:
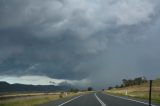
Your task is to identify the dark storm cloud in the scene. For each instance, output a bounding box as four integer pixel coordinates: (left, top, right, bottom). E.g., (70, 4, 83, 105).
(0, 0, 160, 88)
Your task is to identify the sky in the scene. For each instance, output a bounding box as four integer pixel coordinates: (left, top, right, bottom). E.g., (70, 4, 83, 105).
(0, 0, 160, 89)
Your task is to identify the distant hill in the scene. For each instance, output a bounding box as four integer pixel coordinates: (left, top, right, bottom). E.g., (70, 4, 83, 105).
(0, 81, 70, 92)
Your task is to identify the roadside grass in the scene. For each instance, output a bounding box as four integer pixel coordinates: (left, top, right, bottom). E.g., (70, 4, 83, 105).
(0, 95, 59, 106)
(0, 92, 82, 106)
(106, 80, 160, 104)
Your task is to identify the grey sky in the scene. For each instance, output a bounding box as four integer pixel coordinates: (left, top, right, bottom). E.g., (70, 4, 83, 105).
(0, 0, 160, 89)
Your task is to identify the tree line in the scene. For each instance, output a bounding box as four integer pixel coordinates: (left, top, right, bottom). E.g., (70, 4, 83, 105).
(108, 76, 147, 90)
(69, 87, 93, 93)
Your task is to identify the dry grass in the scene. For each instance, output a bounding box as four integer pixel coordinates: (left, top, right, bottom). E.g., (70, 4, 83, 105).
(106, 80, 160, 104)
(0, 92, 83, 106)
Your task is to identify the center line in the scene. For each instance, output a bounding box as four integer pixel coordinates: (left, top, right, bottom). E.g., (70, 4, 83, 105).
(95, 93, 107, 106)
(58, 95, 83, 106)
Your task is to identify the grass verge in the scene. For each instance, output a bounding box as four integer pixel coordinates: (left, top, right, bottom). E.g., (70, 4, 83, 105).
(106, 80, 160, 105)
(0, 92, 82, 106)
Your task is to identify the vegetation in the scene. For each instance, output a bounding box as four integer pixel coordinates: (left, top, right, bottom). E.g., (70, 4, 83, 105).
(0, 95, 59, 106)
(0, 92, 82, 106)
(122, 77, 147, 87)
(108, 76, 147, 90)
(106, 78, 160, 104)
(69, 88, 79, 93)
(108, 86, 113, 90)
(87, 87, 93, 91)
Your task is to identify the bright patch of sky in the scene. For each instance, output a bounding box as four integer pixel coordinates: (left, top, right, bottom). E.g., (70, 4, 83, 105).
(0, 75, 64, 85)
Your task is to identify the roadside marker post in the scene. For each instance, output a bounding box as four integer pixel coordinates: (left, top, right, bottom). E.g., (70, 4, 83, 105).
(149, 80, 152, 106)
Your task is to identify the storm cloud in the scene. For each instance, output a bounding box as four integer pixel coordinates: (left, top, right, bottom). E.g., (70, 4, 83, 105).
(0, 0, 160, 89)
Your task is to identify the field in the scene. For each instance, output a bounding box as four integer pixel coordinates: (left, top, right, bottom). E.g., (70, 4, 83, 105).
(106, 79, 160, 104)
(0, 92, 83, 106)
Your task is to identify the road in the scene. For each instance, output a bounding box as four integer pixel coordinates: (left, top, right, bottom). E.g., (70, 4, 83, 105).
(39, 92, 158, 106)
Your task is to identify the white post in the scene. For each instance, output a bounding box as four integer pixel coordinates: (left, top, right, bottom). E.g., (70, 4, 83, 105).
(125, 90, 128, 95)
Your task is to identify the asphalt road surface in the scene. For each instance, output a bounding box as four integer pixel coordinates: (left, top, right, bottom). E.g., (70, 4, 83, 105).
(40, 92, 158, 106)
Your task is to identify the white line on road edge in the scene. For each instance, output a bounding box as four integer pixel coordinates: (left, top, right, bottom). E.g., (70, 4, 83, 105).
(106, 93, 157, 106)
(58, 95, 83, 106)
(95, 93, 107, 106)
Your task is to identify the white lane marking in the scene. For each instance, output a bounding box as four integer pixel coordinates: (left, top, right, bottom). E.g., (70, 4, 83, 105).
(106, 93, 157, 106)
(58, 95, 83, 106)
(95, 93, 107, 106)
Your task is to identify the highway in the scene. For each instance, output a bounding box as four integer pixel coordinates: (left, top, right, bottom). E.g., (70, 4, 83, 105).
(39, 92, 158, 106)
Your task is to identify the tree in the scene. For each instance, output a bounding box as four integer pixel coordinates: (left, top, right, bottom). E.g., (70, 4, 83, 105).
(122, 79, 129, 87)
(88, 87, 93, 91)
(108, 86, 113, 90)
(115, 85, 119, 88)
(119, 84, 124, 88)
(122, 77, 148, 87)
(70, 88, 79, 93)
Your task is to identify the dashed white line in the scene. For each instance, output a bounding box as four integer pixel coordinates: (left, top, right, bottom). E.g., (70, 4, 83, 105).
(106, 93, 157, 106)
(58, 95, 83, 106)
(95, 93, 107, 106)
